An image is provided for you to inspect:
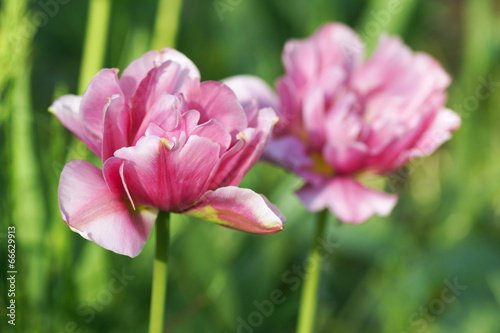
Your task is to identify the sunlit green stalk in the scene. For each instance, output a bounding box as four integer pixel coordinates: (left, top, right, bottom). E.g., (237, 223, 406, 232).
(149, 211, 171, 333)
(78, 0, 112, 94)
(151, 0, 183, 49)
(296, 209, 329, 333)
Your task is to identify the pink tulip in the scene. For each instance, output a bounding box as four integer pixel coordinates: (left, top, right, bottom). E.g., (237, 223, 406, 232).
(225, 23, 461, 224)
(50, 48, 285, 257)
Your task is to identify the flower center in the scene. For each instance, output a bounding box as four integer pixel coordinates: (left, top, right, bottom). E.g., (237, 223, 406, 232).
(310, 153, 334, 176)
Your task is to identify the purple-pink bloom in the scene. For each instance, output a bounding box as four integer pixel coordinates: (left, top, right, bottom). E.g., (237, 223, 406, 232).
(50, 48, 285, 257)
(225, 23, 461, 224)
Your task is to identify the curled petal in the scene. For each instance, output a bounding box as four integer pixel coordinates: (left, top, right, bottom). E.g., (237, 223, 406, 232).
(131, 93, 183, 144)
(119, 48, 200, 101)
(102, 94, 130, 161)
(184, 186, 285, 234)
(49, 95, 101, 156)
(58, 160, 157, 257)
(210, 107, 277, 188)
(191, 119, 232, 153)
(402, 108, 461, 162)
(156, 48, 200, 78)
(119, 50, 159, 100)
(297, 177, 397, 224)
(129, 61, 195, 140)
(81, 69, 123, 139)
(186, 81, 248, 137)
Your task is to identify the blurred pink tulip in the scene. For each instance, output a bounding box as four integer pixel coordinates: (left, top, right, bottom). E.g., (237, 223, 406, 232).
(50, 48, 285, 257)
(225, 23, 461, 224)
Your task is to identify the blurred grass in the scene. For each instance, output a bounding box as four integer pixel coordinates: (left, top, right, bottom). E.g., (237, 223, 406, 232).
(1, 0, 500, 332)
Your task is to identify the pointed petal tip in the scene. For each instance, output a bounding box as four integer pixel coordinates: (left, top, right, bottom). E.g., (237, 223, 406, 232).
(184, 186, 285, 234)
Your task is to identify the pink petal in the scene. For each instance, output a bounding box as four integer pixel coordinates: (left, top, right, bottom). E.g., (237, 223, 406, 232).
(184, 186, 284, 234)
(114, 135, 221, 212)
(102, 94, 130, 161)
(365, 108, 437, 173)
(282, 38, 319, 89)
(282, 23, 363, 89)
(186, 81, 248, 137)
(119, 48, 200, 101)
(131, 93, 183, 144)
(129, 61, 194, 141)
(297, 177, 398, 224)
(58, 160, 157, 257)
(324, 93, 363, 144)
(156, 48, 200, 78)
(323, 142, 368, 174)
(222, 75, 279, 115)
(302, 88, 326, 150)
(262, 135, 313, 172)
(191, 119, 232, 153)
(80, 69, 123, 139)
(49, 95, 101, 156)
(275, 77, 301, 135)
(102, 157, 136, 209)
(209, 107, 277, 188)
(313, 23, 364, 71)
(351, 35, 450, 98)
(119, 50, 158, 100)
(398, 108, 461, 164)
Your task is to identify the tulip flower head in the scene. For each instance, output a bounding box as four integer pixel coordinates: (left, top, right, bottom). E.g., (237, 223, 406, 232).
(225, 23, 461, 223)
(50, 49, 285, 257)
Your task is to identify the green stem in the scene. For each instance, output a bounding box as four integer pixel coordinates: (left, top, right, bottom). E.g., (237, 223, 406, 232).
(296, 209, 329, 333)
(151, 0, 183, 50)
(78, 0, 112, 94)
(149, 211, 171, 333)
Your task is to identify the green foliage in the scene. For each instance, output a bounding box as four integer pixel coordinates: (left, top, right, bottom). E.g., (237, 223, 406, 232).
(1, 0, 500, 332)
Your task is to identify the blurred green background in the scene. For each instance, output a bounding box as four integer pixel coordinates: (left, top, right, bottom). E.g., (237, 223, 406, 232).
(1, 0, 500, 332)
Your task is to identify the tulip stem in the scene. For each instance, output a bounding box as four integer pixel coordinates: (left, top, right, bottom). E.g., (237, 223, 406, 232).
(149, 211, 170, 333)
(296, 209, 329, 333)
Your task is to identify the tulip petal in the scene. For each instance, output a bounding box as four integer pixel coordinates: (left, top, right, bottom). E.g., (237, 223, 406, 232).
(119, 50, 159, 100)
(302, 88, 325, 150)
(119, 48, 200, 101)
(129, 61, 195, 140)
(223, 75, 279, 115)
(210, 107, 277, 188)
(102, 94, 130, 161)
(184, 186, 284, 234)
(49, 95, 101, 156)
(191, 119, 232, 153)
(80, 69, 123, 139)
(58, 160, 157, 257)
(323, 142, 368, 174)
(156, 48, 200, 78)
(187, 81, 248, 137)
(283, 23, 363, 88)
(103, 157, 136, 210)
(297, 177, 397, 224)
(275, 76, 301, 134)
(131, 93, 183, 144)
(406, 108, 461, 159)
(262, 135, 313, 172)
(115, 135, 221, 212)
